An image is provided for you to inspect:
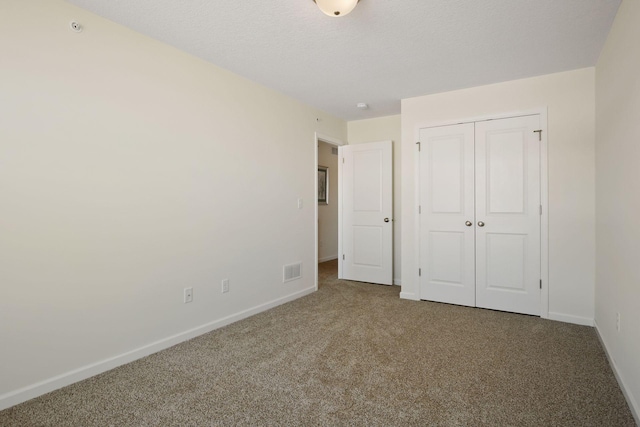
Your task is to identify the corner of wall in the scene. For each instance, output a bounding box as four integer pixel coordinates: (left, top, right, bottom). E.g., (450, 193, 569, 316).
(594, 320, 640, 425)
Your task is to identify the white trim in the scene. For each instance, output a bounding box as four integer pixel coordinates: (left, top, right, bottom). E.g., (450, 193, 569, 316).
(400, 291, 419, 301)
(393, 278, 402, 286)
(0, 286, 316, 412)
(316, 133, 345, 147)
(413, 125, 422, 301)
(539, 108, 550, 319)
(414, 108, 549, 319)
(314, 134, 318, 291)
(594, 321, 640, 425)
(318, 255, 338, 263)
(314, 132, 344, 291)
(547, 312, 594, 326)
(338, 149, 343, 280)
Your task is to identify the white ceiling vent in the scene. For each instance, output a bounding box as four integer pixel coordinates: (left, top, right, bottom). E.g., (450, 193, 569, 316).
(283, 263, 302, 283)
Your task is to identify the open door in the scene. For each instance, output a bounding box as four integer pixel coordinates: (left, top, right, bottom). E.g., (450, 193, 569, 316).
(339, 141, 393, 285)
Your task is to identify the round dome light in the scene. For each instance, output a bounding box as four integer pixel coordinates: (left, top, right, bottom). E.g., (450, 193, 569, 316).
(313, 0, 360, 17)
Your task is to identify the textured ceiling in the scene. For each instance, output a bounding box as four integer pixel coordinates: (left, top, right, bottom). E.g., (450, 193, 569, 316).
(65, 0, 620, 121)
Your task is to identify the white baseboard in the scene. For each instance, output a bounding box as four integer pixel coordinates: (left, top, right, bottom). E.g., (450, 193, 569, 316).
(547, 311, 594, 326)
(0, 287, 316, 412)
(393, 278, 401, 286)
(318, 255, 338, 263)
(594, 320, 640, 426)
(399, 291, 419, 301)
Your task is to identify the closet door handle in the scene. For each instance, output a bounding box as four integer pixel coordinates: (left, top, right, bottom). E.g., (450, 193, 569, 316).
(478, 221, 485, 227)
(465, 221, 472, 227)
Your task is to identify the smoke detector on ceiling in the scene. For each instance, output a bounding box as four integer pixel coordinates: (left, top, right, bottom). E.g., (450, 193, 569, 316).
(69, 21, 82, 32)
(356, 103, 369, 110)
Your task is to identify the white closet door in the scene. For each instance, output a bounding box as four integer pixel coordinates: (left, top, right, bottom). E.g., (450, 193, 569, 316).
(475, 116, 541, 315)
(419, 124, 476, 306)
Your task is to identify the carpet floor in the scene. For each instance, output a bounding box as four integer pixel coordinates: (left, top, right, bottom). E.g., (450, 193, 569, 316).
(0, 260, 635, 426)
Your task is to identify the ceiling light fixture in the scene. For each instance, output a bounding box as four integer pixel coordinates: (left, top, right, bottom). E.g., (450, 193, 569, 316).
(313, 0, 360, 17)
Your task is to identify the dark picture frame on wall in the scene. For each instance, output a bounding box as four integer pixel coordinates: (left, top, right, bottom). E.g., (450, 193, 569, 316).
(318, 166, 329, 205)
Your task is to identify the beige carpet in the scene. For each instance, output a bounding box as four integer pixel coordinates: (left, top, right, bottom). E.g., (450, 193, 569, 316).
(0, 260, 635, 426)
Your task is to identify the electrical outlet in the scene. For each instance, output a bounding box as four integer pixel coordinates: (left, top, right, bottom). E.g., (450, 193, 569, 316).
(222, 279, 229, 294)
(184, 287, 193, 303)
(616, 312, 620, 332)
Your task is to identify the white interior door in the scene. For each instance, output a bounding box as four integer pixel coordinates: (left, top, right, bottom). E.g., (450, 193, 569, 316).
(475, 116, 541, 315)
(339, 141, 393, 285)
(419, 123, 476, 306)
(418, 115, 542, 316)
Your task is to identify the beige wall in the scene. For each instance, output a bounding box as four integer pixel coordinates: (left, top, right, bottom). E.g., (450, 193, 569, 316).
(3, 0, 636, 417)
(347, 115, 402, 284)
(595, 0, 640, 419)
(317, 141, 339, 262)
(0, 0, 346, 409)
(401, 68, 596, 325)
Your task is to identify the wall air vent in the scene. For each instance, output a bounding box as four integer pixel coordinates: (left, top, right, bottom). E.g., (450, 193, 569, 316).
(331, 147, 338, 155)
(283, 263, 302, 283)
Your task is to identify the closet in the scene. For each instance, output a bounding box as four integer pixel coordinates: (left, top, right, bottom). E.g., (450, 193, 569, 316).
(418, 115, 542, 316)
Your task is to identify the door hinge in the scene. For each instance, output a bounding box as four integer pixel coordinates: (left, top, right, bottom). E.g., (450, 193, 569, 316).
(540, 205, 543, 215)
(416, 141, 421, 152)
(419, 205, 422, 214)
(540, 279, 542, 289)
(342, 254, 345, 260)
(534, 130, 542, 141)
(419, 268, 422, 277)
(342, 157, 345, 164)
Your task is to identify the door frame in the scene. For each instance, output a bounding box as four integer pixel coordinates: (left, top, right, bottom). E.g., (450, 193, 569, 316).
(414, 108, 549, 318)
(314, 132, 345, 291)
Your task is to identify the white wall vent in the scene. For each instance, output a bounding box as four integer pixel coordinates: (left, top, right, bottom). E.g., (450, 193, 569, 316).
(283, 263, 302, 283)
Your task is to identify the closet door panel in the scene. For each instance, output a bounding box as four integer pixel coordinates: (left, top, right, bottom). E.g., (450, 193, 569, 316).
(475, 116, 541, 316)
(418, 124, 475, 307)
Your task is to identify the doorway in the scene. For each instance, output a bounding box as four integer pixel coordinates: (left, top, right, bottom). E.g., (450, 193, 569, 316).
(314, 135, 395, 289)
(317, 140, 340, 263)
(314, 134, 343, 291)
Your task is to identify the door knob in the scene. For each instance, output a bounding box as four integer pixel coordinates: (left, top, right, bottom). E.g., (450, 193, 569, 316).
(478, 221, 485, 227)
(465, 221, 472, 226)
(384, 218, 390, 223)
